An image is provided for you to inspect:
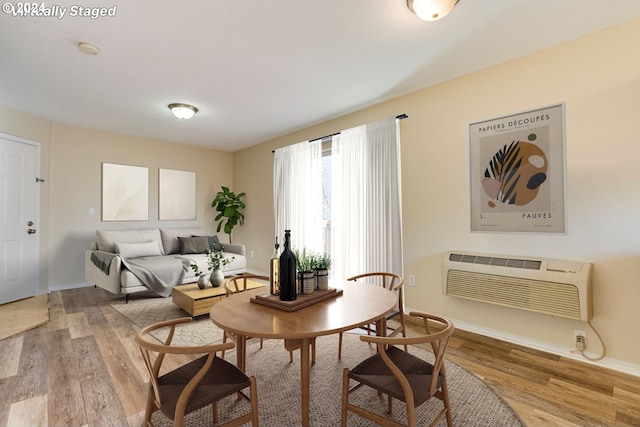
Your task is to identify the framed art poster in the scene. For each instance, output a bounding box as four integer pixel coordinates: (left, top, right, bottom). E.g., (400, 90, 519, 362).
(469, 103, 566, 233)
(102, 163, 149, 221)
(159, 168, 196, 220)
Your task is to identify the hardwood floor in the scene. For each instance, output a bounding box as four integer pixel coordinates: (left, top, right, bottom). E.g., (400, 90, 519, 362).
(1, 286, 639, 427)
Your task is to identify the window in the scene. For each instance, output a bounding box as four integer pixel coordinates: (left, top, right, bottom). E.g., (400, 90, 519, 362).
(274, 117, 403, 279)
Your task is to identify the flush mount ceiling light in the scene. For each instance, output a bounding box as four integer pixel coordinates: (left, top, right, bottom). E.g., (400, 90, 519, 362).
(168, 103, 198, 120)
(407, 0, 459, 21)
(78, 42, 100, 55)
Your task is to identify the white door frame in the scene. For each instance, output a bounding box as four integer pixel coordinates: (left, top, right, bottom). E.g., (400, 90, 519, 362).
(0, 132, 41, 301)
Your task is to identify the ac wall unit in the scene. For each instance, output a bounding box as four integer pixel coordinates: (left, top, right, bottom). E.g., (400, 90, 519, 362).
(443, 251, 592, 321)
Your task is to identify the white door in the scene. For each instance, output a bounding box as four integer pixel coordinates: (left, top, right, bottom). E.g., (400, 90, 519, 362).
(0, 134, 39, 304)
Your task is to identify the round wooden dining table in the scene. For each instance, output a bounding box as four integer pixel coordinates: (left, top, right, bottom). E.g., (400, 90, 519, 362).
(209, 279, 397, 427)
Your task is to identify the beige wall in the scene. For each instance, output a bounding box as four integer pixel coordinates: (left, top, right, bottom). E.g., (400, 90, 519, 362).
(234, 19, 640, 371)
(47, 124, 233, 288)
(0, 108, 233, 290)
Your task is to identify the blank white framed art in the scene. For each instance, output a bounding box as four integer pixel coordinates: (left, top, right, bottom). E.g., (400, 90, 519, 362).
(159, 168, 196, 220)
(102, 163, 149, 221)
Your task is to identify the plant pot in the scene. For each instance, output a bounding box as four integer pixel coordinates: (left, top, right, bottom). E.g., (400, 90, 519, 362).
(315, 268, 329, 290)
(298, 271, 315, 295)
(197, 275, 209, 289)
(210, 269, 224, 288)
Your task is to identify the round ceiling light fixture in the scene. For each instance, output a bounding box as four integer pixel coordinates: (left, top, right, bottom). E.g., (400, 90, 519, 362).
(78, 42, 100, 55)
(407, 0, 459, 21)
(168, 103, 198, 120)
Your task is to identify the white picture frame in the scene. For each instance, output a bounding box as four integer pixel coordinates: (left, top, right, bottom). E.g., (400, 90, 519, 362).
(102, 163, 149, 221)
(159, 168, 196, 220)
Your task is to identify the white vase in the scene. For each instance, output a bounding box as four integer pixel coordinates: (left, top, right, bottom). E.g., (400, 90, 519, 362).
(210, 269, 224, 288)
(197, 275, 209, 289)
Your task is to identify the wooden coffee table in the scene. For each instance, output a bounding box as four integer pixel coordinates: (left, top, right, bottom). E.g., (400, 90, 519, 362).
(172, 279, 265, 316)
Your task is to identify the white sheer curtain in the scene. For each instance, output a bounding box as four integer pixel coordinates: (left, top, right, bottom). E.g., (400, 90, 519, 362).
(273, 139, 323, 252)
(330, 117, 403, 279)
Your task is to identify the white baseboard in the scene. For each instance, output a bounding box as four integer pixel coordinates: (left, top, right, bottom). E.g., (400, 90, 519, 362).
(446, 316, 640, 377)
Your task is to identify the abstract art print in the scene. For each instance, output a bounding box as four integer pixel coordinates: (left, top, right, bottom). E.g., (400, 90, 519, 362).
(469, 103, 566, 233)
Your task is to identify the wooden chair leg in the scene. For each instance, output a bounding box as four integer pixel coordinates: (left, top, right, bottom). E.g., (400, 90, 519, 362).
(250, 376, 259, 426)
(338, 332, 343, 359)
(285, 338, 315, 364)
(221, 332, 229, 359)
(144, 386, 155, 427)
(341, 368, 349, 427)
(441, 377, 453, 427)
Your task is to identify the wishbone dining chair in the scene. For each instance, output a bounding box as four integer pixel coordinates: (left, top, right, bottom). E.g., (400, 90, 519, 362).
(338, 272, 406, 358)
(341, 312, 454, 427)
(135, 317, 259, 427)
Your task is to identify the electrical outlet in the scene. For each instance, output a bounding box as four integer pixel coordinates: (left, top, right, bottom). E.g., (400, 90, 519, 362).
(574, 329, 586, 350)
(575, 335, 585, 351)
(408, 275, 415, 286)
(250, 250, 255, 258)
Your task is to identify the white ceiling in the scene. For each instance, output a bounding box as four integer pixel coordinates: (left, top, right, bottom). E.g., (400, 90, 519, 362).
(1, 0, 639, 152)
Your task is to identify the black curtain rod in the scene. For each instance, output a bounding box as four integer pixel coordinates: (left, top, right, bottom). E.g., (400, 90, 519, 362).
(272, 114, 408, 152)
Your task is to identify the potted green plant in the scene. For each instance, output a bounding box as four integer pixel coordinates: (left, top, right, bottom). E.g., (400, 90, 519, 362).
(294, 248, 315, 295)
(205, 248, 235, 288)
(211, 186, 246, 243)
(313, 253, 331, 290)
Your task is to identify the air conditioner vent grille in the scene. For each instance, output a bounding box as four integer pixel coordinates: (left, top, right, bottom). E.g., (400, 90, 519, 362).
(449, 253, 541, 270)
(446, 270, 581, 320)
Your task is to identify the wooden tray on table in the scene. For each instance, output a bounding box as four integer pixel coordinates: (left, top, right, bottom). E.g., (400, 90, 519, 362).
(250, 288, 343, 312)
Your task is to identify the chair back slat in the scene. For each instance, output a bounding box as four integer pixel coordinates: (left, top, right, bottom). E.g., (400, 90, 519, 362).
(139, 346, 163, 408)
(347, 272, 403, 292)
(224, 274, 269, 296)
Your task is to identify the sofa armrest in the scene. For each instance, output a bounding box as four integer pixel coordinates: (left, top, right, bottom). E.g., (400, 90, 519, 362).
(220, 243, 245, 257)
(85, 250, 122, 295)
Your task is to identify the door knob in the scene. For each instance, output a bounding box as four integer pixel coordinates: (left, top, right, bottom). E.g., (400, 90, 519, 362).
(27, 221, 34, 226)
(27, 229, 36, 234)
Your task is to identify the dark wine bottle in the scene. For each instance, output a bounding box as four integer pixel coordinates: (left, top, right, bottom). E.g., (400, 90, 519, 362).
(279, 230, 297, 301)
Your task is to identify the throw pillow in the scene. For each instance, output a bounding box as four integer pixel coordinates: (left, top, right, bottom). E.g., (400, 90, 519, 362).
(179, 236, 210, 254)
(193, 234, 222, 252)
(96, 229, 162, 253)
(114, 240, 163, 258)
(160, 228, 207, 254)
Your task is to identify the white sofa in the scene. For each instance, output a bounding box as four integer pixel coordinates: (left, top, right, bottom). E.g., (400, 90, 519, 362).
(85, 227, 246, 301)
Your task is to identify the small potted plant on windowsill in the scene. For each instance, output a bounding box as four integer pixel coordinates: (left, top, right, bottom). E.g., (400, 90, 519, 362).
(313, 253, 331, 290)
(294, 248, 315, 295)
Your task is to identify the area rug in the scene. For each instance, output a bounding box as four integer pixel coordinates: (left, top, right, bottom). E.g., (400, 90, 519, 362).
(112, 296, 524, 426)
(110, 294, 224, 345)
(146, 334, 524, 427)
(0, 294, 49, 341)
